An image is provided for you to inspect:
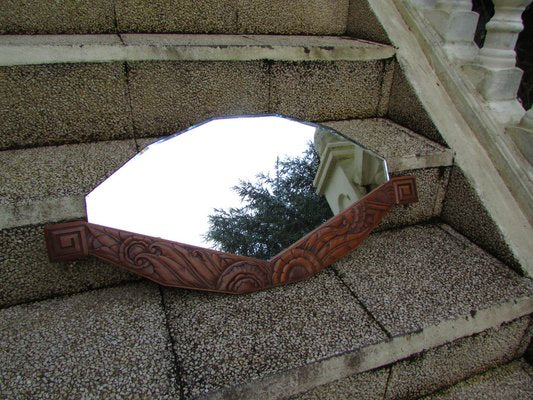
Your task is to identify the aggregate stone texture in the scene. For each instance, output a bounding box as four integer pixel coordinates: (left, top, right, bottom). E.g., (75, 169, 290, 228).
(0, 63, 133, 149)
(442, 165, 520, 270)
(386, 63, 445, 146)
(334, 224, 533, 337)
(425, 359, 533, 400)
(0, 282, 179, 399)
(116, 0, 348, 35)
(162, 270, 388, 399)
(0, 224, 138, 307)
(270, 60, 386, 122)
(346, 0, 391, 45)
(386, 317, 531, 399)
(289, 367, 390, 400)
(0, 0, 115, 34)
(0, 139, 137, 206)
(324, 118, 451, 171)
(231, 0, 348, 35)
(116, 0, 237, 34)
(128, 60, 269, 138)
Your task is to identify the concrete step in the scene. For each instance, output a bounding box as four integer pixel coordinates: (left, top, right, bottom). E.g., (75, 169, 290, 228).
(423, 359, 533, 399)
(0, 139, 140, 307)
(0, 0, 349, 36)
(0, 223, 531, 399)
(0, 34, 395, 149)
(0, 115, 452, 307)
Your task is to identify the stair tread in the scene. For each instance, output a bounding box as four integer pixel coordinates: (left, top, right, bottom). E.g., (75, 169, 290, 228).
(1, 223, 530, 399)
(0, 282, 179, 399)
(325, 118, 453, 172)
(334, 223, 532, 337)
(0, 34, 396, 66)
(0, 140, 137, 229)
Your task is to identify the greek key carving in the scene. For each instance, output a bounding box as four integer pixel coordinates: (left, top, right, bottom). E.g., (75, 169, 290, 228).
(45, 176, 417, 293)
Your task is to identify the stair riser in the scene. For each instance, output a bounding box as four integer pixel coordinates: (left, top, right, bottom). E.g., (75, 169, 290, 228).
(0, 0, 349, 35)
(442, 166, 521, 271)
(0, 59, 390, 149)
(0, 224, 139, 308)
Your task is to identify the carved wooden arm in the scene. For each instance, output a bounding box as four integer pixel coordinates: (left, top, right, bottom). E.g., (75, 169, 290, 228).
(45, 176, 417, 294)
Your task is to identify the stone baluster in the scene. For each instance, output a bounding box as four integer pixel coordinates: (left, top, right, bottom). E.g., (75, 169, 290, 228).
(507, 107, 533, 163)
(463, 0, 530, 125)
(424, 0, 480, 60)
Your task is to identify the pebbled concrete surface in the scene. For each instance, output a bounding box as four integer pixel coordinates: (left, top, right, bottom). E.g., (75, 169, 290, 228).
(0, 0, 115, 34)
(289, 367, 389, 400)
(0, 140, 136, 206)
(0, 282, 179, 399)
(335, 224, 533, 337)
(163, 269, 387, 399)
(116, 0, 348, 35)
(387, 63, 445, 145)
(0, 63, 133, 149)
(0, 139, 137, 229)
(116, 0, 237, 34)
(0, 224, 138, 307)
(442, 166, 520, 270)
(233, 0, 348, 35)
(270, 60, 386, 122)
(425, 359, 533, 400)
(128, 60, 269, 137)
(346, 0, 391, 45)
(324, 118, 453, 172)
(386, 317, 531, 399)
(128, 59, 391, 139)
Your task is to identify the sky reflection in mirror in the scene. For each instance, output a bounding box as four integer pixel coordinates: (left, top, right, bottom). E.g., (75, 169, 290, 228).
(85, 116, 388, 258)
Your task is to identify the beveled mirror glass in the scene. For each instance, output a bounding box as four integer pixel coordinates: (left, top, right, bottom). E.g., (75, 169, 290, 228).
(85, 115, 388, 259)
(45, 115, 416, 294)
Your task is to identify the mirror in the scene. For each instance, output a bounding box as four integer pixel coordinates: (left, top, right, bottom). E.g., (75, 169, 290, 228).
(85, 115, 388, 260)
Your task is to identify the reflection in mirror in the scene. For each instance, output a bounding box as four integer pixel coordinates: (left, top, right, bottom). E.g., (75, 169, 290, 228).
(86, 115, 388, 259)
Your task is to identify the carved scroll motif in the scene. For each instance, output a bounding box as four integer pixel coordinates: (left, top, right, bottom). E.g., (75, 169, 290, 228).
(45, 176, 417, 294)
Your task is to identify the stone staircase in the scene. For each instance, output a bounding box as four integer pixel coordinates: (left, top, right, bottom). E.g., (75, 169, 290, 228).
(1, 1, 531, 399)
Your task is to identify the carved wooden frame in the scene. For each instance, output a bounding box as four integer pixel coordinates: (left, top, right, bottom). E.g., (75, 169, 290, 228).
(45, 176, 417, 294)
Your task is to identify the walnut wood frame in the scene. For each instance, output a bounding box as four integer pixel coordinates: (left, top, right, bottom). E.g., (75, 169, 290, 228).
(44, 176, 417, 294)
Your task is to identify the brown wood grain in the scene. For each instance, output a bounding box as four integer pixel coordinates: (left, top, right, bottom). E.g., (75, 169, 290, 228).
(45, 176, 417, 294)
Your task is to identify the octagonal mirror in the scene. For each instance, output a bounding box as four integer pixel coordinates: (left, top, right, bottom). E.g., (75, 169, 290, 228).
(86, 115, 388, 259)
(45, 115, 417, 294)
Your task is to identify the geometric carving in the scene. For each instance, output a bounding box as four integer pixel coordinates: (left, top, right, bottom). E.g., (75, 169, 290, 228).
(44, 176, 418, 294)
(392, 176, 418, 204)
(44, 220, 89, 262)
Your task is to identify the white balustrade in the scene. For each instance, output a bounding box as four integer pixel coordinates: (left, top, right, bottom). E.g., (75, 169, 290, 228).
(507, 107, 533, 163)
(424, 0, 480, 60)
(411, 0, 530, 125)
(478, 0, 530, 69)
(463, 0, 530, 124)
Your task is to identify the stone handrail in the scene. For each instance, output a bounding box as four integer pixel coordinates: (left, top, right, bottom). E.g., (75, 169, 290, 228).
(410, 0, 532, 162)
